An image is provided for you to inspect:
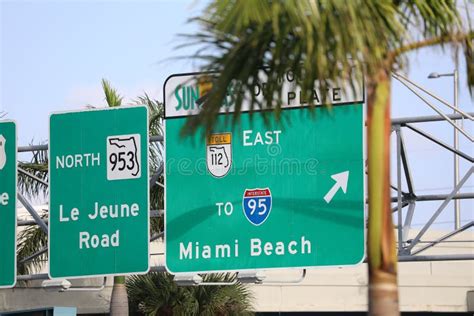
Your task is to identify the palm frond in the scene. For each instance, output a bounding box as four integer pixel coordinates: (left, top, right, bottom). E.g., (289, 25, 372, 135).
(192, 273, 254, 316)
(126, 272, 253, 315)
(16, 220, 48, 278)
(463, 32, 474, 95)
(134, 93, 164, 137)
(180, 0, 471, 134)
(133, 93, 165, 235)
(127, 272, 189, 315)
(102, 78, 123, 107)
(17, 145, 48, 199)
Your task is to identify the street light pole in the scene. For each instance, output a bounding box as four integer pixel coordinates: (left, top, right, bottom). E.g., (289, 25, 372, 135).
(453, 69, 460, 229)
(427, 70, 461, 229)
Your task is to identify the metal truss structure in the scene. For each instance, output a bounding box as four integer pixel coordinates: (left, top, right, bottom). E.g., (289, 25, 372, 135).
(391, 72, 473, 261)
(391, 113, 473, 259)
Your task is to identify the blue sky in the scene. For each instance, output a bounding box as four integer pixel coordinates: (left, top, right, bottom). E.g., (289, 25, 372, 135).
(1, 0, 205, 143)
(1, 0, 472, 229)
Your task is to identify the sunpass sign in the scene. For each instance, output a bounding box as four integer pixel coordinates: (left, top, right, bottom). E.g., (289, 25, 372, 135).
(164, 71, 365, 273)
(49, 106, 149, 279)
(0, 121, 17, 288)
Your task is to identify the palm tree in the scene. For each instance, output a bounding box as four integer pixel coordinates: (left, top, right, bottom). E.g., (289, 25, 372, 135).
(180, 1, 473, 315)
(126, 272, 254, 315)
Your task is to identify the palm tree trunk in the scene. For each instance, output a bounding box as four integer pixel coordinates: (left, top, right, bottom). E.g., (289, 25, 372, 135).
(110, 276, 129, 316)
(367, 70, 399, 315)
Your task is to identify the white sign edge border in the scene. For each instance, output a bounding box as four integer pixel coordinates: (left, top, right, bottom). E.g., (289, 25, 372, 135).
(162, 71, 367, 275)
(0, 120, 17, 288)
(47, 105, 151, 280)
(162, 70, 365, 119)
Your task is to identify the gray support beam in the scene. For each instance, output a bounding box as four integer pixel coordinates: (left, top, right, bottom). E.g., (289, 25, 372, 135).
(405, 123, 473, 163)
(395, 126, 404, 252)
(19, 247, 48, 264)
(415, 192, 474, 201)
(150, 209, 164, 217)
(390, 184, 408, 196)
(392, 112, 474, 125)
(150, 135, 164, 142)
(392, 74, 473, 141)
(150, 232, 164, 242)
(18, 167, 49, 187)
(407, 167, 473, 251)
(399, 129, 415, 195)
(411, 221, 474, 255)
(391, 201, 409, 213)
(18, 219, 49, 226)
(402, 202, 416, 242)
(391, 73, 474, 121)
(17, 273, 49, 281)
(18, 144, 48, 153)
(149, 164, 164, 189)
(17, 193, 48, 234)
(398, 254, 474, 262)
(391, 192, 473, 203)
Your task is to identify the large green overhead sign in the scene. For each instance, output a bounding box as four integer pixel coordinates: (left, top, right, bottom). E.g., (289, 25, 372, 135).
(164, 72, 365, 273)
(0, 121, 17, 288)
(49, 106, 149, 279)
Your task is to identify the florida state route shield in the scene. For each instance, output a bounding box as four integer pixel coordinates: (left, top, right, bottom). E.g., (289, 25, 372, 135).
(206, 133, 232, 178)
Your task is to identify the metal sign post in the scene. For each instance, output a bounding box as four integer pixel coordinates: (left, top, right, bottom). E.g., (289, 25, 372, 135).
(49, 106, 149, 279)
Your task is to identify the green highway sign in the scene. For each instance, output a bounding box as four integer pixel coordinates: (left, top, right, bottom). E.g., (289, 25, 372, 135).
(0, 121, 17, 288)
(164, 72, 365, 273)
(49, 106, 149, 279)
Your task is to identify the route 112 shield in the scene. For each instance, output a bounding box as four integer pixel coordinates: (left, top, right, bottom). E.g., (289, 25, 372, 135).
(206, 133, 232, 178)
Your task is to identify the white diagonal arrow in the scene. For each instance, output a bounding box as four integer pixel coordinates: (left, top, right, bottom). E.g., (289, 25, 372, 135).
(324, 171, 349, 203)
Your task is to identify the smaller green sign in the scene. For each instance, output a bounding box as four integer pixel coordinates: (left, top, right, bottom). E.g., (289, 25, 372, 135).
(49, 106, 149, 279)
(0, 120, 17, 288)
